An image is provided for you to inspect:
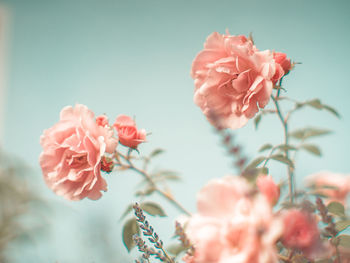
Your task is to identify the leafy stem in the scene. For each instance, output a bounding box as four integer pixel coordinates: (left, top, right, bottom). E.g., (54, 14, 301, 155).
(271, 94, 295, 203)
(115, 150, 191, 216)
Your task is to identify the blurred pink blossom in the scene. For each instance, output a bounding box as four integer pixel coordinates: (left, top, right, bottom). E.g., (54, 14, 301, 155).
(113, 115, 146, 148)
(185, 176, 282, 263)
(306, 171, 350, 205)
(39, 104, 118, 200)
(282, 209, 325, 259)
(191, 32, 287, 129)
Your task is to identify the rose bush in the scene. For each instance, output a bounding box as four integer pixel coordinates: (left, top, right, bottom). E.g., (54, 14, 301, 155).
(306, 171, 350, 205)
(39, 104, 118, 201)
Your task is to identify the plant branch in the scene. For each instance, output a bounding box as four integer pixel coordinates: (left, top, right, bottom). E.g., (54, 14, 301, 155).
(115, 150, 191, 216)
(271, 94, 295, 203)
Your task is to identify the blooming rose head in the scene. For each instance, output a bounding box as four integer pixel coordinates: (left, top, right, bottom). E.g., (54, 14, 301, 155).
(306, 171, 350, 205)
(191, 32, 285, 129)
(282, 209, 324, 258)
(113, 115, 146, 149)
(39, 104, 118, 201)
(185, 176, 283, 263)
(256, 175, 280, 205)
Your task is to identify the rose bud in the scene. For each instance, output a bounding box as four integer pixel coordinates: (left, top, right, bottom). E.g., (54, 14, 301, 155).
(256, 175, 280, 205)
(113, 115, 146, 149)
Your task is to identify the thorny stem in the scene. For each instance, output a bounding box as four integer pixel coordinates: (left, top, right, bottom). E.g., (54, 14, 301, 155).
(115, 150, 191, 216)
(271, 93, 295, 203)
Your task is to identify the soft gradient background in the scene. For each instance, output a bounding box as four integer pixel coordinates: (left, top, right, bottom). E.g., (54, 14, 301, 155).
(0, 0, 349, 262)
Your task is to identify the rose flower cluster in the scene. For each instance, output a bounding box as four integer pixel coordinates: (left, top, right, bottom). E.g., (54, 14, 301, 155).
(39, 104, 146, 200)
(38, 31, 350, 263)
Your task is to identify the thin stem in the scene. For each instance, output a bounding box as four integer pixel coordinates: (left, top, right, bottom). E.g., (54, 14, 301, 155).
(160, 247, 174, 263)
(116, 151, 191, 216)
(271, 95, 295, 203)
(262, 146, 278, 167)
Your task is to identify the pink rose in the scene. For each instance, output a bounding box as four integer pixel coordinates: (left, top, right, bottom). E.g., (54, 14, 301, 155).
(306, 171, 350, 205)
(191, 32, 282, 129)
(39, 104, 118, 201)
(256, 175, 280, 205)
(185, 176, 282, 263)
(282, 209, 323, 258)
(113, 115, 146, 149)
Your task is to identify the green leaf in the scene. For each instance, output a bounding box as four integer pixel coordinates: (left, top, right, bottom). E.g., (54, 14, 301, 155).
(246, 156, 266, 169)
(327, 201, 345, 217)
(289, 127, 332, 140)
(154, 170, 180, 179)
(269, 154, 294, 168)
(122, 218, 139, 252)
(160, 173, 181, 181)
(166, 243, 187, 256)
(335, 220, 350, 232)
(140, 202, 167, 217)
(254, 114, 262, 130)
(276, 144, 297, 151)
(241, 167, 268, 181)
(135, 187, 156, 197)
(323, 104, 340, 118)
(297, 99, 340, 118)
(334, 234, 350, 247)
(300, 144, 322, 156)
(306, 99, 323, 109)
(258, 144, 273, 152)
(149, 148, 165, 158)
(151, 170, 181, 183)
(257, 167, 269, 175)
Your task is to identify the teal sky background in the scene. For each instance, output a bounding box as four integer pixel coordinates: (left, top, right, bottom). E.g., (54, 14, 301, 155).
(1, 0, 350, 262)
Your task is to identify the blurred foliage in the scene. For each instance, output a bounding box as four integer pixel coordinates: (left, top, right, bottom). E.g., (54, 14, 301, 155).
(0, 150, 46, 262)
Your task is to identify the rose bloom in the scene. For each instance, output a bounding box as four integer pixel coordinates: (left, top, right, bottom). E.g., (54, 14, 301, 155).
(113, 115, 146, 148)
(282, 209, 326, 259)
(184, 176, 283, 263)
(191, 32, 289, 129)
(39, 104, 118, 201)
(256, 175, 280, 205)
(306, 171, 350, 205)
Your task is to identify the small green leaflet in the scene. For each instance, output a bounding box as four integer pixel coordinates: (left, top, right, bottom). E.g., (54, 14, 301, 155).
(140, 202, 167, 217)
(327, 201, 345, 217)
(122, 218, 140, 252)
(289, 127, 332, 140)
(300, 144, 321, 156)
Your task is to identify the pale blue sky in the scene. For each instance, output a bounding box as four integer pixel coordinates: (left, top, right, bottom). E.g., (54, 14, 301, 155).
(1, 0, 350, 262)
